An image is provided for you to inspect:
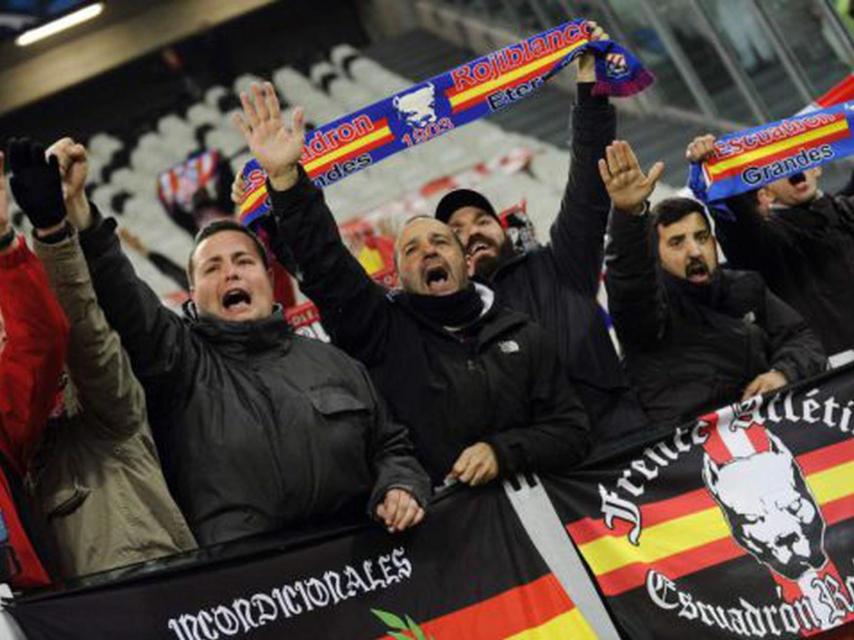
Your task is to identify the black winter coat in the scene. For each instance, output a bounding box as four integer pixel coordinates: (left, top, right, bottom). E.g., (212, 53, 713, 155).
(489, 89, 650, 445)
(605, 210, 827, 427)
(79, 212, 430, 546)
(267, 176, 591, 485)
(714, 193, 854, 356)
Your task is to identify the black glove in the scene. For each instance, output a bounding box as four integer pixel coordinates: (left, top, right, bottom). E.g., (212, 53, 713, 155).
(7, 138, 66, 230)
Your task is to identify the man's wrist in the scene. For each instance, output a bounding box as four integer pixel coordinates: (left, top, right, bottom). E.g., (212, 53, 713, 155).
(616, 201, 648, 217)
(267, 165, 300, 192)
(66, 197, 93, 230)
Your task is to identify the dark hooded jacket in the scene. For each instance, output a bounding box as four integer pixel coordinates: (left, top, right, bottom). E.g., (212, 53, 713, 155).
(265, 174, 591, 485)
(484, 87, 650, 446)
(605, 209, 827, 427)
(714, 192, 854, 356)
(78, 209, 429, 546)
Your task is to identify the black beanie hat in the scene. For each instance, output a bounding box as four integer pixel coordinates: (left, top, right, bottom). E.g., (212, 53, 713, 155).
(434, 189, 498, 224)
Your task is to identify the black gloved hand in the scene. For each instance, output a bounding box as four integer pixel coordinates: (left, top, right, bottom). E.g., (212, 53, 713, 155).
(7, 138, 66, 230)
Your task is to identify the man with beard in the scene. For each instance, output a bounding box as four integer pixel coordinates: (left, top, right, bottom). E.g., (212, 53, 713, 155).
(687, 134, 854, 358)
(232, 83, 591, 486)
(601, 140, 826, 426)
(435, 23, 650, 450)
(6, 136, 430, 546)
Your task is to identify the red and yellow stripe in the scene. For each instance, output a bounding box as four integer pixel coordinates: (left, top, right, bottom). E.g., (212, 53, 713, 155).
(446, 39, 587, 114)
(303, 118, 394, 178)
(706, 115, 850, 181)
(380, 573, 595, 640)
(567, 439, 854, 596)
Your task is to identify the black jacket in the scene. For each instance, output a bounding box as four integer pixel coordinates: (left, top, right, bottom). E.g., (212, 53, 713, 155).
(266, 175, 590, 485)
(489, 89, 650, 445)
(714, 192, 854, 355)
(605, 210, 827, 427)
(78, 212, 430, 546)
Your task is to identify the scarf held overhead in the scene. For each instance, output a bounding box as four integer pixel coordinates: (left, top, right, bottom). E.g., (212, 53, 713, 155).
(238, 18, 653, 227)
(689, 99, 854, 204)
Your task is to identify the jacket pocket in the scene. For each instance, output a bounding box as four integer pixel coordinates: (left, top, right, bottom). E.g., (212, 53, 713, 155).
(306, 387, 371, 416)
(44, 483, 91, 519)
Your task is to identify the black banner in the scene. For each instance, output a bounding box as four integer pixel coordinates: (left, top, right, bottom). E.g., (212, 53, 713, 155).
(543, 366, 854, 639)
(9, 485, 594, 639)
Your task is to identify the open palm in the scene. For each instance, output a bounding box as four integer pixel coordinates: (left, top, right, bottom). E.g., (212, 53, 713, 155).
(233, 82, 305, 185)
(598, 140, 664, 214)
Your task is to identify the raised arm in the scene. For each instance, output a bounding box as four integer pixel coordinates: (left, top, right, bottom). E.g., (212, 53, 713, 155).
(10, 137, 194, 421)
(686, 134, 792, 270)
(550, 22, 618, 295)
(232, 82, 392, 364)
(601, 141, 667, 347)
(34, 231, 146, 441)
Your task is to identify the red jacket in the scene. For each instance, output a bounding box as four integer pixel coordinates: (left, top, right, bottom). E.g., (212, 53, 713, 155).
(0, 235, 69, 589)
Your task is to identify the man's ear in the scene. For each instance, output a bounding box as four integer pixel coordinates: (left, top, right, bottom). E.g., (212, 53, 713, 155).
(756, 187, 775, 212)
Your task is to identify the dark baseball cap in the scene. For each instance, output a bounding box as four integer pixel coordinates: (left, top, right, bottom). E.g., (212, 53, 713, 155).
(434, 189, 498, 224)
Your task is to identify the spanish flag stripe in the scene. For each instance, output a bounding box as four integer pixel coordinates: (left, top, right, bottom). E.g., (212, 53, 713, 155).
(708, 126, 851, 181)
(379, 574, 577, 640)
(305, 130, 394, 178)
(567, 438, 854, 547)
(447, 41, 585, 107)
(596, 536, 745, 596)
(595, 492, 854, 596)
(505, 608, 597, 640)
(579, 459, 854, 576)
(303, 122, 393, 173)
(238, 185, 268, 216)
(706, 118, 850, 176)
(450, 65, 553, 114)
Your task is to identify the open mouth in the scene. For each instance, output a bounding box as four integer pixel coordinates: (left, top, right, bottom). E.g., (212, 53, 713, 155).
(788, 172, 806, 186)
(222, 287, 252, 313)
(424, 265, 451, 293)
(686, 260, 709, 282)
(466, 240, 494, 260)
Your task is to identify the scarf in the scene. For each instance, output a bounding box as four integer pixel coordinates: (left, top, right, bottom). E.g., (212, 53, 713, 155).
(404, 283, 485, 330)
(688, 74, 854, 205)
(239, 18, 653, 226)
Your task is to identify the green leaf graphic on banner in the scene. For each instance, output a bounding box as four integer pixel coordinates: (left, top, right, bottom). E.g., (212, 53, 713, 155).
(406, 615, 427, 640)
(371, 609, 407, 630)
(372, 609, 435, 639)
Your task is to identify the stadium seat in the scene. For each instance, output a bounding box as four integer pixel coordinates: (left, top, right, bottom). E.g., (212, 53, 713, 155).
(187, 102, 223, 127)
(204, 85, 228, 109)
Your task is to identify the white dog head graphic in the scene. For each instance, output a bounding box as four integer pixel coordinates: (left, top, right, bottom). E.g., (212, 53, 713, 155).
(392, 84, 437, 128)
(703, 431, 827, 581)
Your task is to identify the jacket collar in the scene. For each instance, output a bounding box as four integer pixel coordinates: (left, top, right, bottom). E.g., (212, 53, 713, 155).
(393, 283, 527, 348)
(186, 304, 293, 354)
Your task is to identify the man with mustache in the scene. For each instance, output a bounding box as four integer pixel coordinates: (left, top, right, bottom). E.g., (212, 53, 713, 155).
(687, 134, 854, 359)
(602, 140, 826, 426)
(233, 83, 590, 486)
(6, 136, 430, 547)
(435, 23, 650, 451)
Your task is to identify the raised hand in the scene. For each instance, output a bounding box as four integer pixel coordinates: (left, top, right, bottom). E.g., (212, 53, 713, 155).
(686, 134, 717, 164)
(232, 82, 305, 191)
(598, 139, 664, 215)
(46, 137, 92, 229)
(577, 20, 608, 83)
(7, 138, 66, 231)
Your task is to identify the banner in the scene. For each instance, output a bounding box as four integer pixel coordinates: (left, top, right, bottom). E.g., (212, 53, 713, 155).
(543, 366, 854, 639)
(157, 150, 221, 213)
(237, 19, 652, 226)
(8, 484, 596, 640)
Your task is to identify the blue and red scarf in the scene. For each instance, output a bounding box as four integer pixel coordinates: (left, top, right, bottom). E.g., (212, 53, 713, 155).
(238, 18, 653, 227)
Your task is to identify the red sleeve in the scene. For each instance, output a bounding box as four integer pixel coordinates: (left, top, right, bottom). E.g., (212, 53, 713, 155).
(0, 236, 69, 475)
